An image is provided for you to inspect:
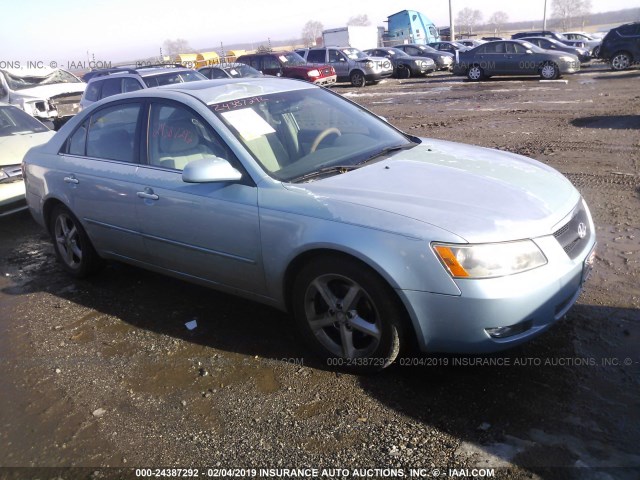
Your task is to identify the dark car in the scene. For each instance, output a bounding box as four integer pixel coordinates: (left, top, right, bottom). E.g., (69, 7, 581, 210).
(453, 40, 580, 81)
(198, 63, 263, 79)
(364, 47, 437, 78)
(520, 37, 591, 63)
(393, 44, 455, 70)
(236, 51, 336, 86)
(598, 22, 640, 71)
(428, 41, 472, 54)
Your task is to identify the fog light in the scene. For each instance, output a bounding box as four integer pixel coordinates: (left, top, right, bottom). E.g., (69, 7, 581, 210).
(486, 320, 532, 339)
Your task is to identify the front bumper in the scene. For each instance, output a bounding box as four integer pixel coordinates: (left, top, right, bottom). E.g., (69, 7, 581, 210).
(312, 75, 337, 86)
(399, 218, 596, 354)
(364, 70, 394, 81)
(0, 181, 27, 217)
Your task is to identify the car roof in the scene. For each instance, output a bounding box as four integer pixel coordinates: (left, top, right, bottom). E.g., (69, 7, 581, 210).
(121, 77, 316, 105)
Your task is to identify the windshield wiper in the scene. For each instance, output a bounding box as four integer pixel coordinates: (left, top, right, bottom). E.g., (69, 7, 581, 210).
(356, 143, 415, 166)
(290, 165, 360, 183)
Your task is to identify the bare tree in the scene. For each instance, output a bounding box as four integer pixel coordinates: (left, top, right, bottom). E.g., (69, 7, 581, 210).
(456, 8, 483, 36)
(488, 11, 509, 35)
(162, 38, 193, 56)
(347, 14, 371, 26)
(301, 20, 323, 47)
(552, 0, 591, 30)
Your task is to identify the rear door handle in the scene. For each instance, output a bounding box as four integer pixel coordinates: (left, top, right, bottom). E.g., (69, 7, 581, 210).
(63, 175, 79, 184)
(137, 188, 159, 201)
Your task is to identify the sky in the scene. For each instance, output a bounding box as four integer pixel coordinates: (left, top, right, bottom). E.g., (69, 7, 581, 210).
(2, 0, 638, 64)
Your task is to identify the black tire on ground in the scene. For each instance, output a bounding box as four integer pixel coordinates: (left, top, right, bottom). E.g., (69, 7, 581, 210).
(467, 65, 484, 81)
(397, 64, 411, 79)
(350, 70, 366, 87)
(291, 255, 406, 372)
(610, 51, 632, 71)
(540, 62, 560, 80)
(49, 204, 102, 278)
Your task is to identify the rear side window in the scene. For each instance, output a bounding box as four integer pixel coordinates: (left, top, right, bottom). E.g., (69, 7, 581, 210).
(210, 68, 228, 79)
(123, 77, 143, 93)
(307, 50, 326, 63)
(617, 24, 640, 36)
(84, 81, 101, 102)
(263, 56, 280, 69)
(86, 103, 141, 162)
(100, 78, 122, 99)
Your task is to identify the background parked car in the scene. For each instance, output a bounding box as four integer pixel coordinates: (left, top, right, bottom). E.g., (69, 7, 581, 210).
(296, 47, 392, 87)
(598, 22, 640, 71)
(80, 65, 207, 110)
(561, 32, 603, 56)
(393, 44, 455, 70)
(458, 39, 486, 48)
(0, 103, 54, 216)
(520, 37, 591, 63)
(236, 51, 336, 86)
(512, 31, 586, 48)
(0, 67, 85, 129)
(363, 47, 436, 78)
(197, 63, 263, 79)
(453, 40, 580, 80)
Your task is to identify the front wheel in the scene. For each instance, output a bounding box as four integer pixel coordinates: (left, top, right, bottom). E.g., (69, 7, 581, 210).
(467, 65, 484, 81)
(350, 70, 366, 87)
(397, 64, 411, 79)
(49, 204, 102, 278)
(610, 52, 631, 71)
(540, 62, 559, 80)
(292, 256, 404, 372)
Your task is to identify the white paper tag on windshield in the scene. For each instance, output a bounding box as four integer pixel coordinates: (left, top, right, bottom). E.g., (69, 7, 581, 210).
(221, 109, 275, 141)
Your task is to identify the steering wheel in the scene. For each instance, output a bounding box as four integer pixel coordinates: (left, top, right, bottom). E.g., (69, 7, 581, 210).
(310, 127, 342, 153)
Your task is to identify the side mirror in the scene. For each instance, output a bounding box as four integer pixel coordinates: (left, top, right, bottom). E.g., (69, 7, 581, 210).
(182, 156, 242, 183)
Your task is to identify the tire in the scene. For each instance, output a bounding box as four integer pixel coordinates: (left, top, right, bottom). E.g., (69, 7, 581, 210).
(397, 64, 411, 79)
(291, 256, 405, 372)
(592, 46, 600, 58)
(49, 204, 102, 278)
(540, 62, 559, 80)
(349, 70, 366, 87)
(610, 51, 631, 71)
(467, 65, 484, 81)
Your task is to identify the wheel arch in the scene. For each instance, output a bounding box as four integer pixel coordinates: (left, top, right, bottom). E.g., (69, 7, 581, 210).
(42, 197, 70, 234)
(282, 248, 418, 349)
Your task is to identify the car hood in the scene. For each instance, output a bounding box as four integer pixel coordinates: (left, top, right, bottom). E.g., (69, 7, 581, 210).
(8, 83, 86, 100)
(0, 131, 55, 166)
(288, 139, 579, 243)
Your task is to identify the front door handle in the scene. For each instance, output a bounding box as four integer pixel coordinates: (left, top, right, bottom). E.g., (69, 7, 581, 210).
(137, 188, 159, 201)
(63, 175, 79, 184)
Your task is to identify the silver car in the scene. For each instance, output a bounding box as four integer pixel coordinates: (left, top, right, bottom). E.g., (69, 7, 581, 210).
(23, 78, 596, 371)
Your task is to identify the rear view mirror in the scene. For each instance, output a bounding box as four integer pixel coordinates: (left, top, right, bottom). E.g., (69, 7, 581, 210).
(182, 156, 242, 183)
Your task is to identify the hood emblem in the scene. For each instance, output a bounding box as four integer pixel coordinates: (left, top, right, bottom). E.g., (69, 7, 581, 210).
(577, 222, 587, 239)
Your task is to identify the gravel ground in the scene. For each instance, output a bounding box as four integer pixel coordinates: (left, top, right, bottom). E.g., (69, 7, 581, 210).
(0, 62, 639, 480)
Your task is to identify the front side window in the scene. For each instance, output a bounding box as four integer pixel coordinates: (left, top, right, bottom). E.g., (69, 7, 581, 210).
(86, 103, 141, 162)
(84, 81, 101, 102)
(100, 78, 122, 99)
(147, 103, 233, 171)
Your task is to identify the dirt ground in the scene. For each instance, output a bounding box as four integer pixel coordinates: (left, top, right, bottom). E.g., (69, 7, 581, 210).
(1, 63, 639, 480)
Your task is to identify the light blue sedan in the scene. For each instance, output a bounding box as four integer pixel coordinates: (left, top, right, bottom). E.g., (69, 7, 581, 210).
(23, 78, 596, 371)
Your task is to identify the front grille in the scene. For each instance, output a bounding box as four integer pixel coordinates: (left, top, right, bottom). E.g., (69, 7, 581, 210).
(553, 201, 590, 259)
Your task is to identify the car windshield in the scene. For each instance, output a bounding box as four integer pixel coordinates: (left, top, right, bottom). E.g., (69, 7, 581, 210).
(144, 70, 206, 87)
(224, 65, 262, 78)
(0, 106, 49, 136)
(418, 45, 439, 54)
(388, 48, 409, 58)
(1, 69, 81, 91)
(518, 41, 544, 53)
(210, 87, 416, 182)
(341, 48, 367, 60)
(277, 52, 307, 66)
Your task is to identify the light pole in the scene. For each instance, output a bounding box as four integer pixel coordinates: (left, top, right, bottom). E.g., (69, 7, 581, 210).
(543, 0, 548, 30)
(449, 0, 455, 41)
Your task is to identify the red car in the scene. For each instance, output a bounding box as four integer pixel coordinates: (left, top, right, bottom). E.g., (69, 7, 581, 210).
(236, 51, 336, 86)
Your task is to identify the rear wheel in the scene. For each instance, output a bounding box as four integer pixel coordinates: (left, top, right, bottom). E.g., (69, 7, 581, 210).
(540, 62, 559, 80)
(49, 204, 102, 278)
(292, 256, 405, 372)
(467, 65, 484, 81)
(350, 70, 366, 87)
(610, 52, 631, 71)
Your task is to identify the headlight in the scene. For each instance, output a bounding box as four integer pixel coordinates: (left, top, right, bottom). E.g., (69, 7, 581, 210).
(307, 69, 320, 77)
(433, 240, 547, 279)
(364, 61, 374, 69)
(441, 56, 452, 63)
(560, 56, 574, 62)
